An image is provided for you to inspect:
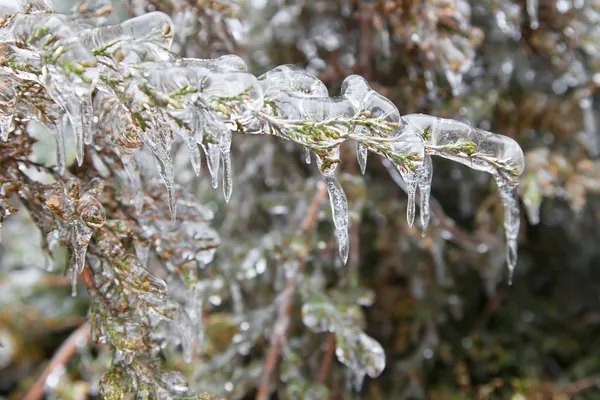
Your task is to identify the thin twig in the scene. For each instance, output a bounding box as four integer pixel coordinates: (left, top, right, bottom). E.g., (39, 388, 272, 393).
(317, 332, 337, 384)
(23, 322, 91, 400)
(256, 182, 328, 400)
(562, 376, 600, 395)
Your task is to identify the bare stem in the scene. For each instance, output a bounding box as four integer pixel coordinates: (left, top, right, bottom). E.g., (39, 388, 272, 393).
(23, 322, 91, 400)
(317, 332, 337, 384)
(256, 182, 327, 400)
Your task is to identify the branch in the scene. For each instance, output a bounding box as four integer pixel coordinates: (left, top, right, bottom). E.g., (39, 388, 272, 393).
(317, 332, 336, 384)
(23, 322, 91, 400)
(256, 182, 328, 400)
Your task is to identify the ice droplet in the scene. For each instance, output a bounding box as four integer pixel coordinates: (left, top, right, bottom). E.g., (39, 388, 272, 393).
(322, 171, 349, 264)
(335, 330, 385, 391)
(305, 148, 311, 164)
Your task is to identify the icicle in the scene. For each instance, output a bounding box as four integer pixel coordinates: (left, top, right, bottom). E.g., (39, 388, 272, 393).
(305, 148, 311, 164)
(418, 154, 433, 235)
(493, 174, 520, 284)
(187, 131, 202, 177)
(220, 130, 233, 202)
(404, 174, 417, 228)
(527, 0, 539, 29)
(357, 143, 368, 175)
(177, 311, 195, 364)
(230, 283, 244, 317)
(72, 223, 93, 275)
(44, 114, 68, 175)
(201, 116, 226, 190)
(580, 95, 598, 156)
(222, 152, 233, 202)
(205, 143, 220, 189)
(322, 171, 349, 264)
(72, 193, 105, 283)
(134, 118, 177, 222)
(122, 157, 144, 213)
(71, 264, 78, 297)
(83, 96, 95, 145)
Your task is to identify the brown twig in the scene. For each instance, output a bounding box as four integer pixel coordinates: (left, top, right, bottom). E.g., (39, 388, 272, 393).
(317, 332, 337, 384)
(256, 182, 327, 400)
(23, 322, 91, 400)
(562, 376, 600, 395)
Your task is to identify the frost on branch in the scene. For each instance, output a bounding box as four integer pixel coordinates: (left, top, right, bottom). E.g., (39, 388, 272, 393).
(0, 4, 526, 273)
(0, 3, 527, 395)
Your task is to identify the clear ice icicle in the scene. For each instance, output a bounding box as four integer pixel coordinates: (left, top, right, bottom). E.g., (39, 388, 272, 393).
(527, 0, 540, 29)
(201, 116, 226, 189)
(322, 171, 349, 264)
(357, 143, 368, 175)
(206, 143, 220, 189)
(418, 154, 433, 234)
(305, 148, 311, 164)
(493, 173, 520, 284)
(70, 192, 105, 296)
(45, 114, 68, 175)
(222, 152, 233, 202)
(220, 130, 233, 202)
(181, 123, 202, 176)
(122, 157, 144, 213)
(404, 173, 417, 228)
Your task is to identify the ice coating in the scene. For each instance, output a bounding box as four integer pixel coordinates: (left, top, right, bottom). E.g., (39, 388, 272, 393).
(259, 64, 329, 97)
(342, 74, 423, 226)
(176, 54, 248, 72)
(81, 12, 174, 63)
(335, 329, 385, 390)
(0, 76, 17, 141)
(1, 8, 526, 277)
(301, 289, 386, 390)
(403, 114, 525, 177)
(403, 114, 525, 279)
(17, 0, 54, 11)
(6, 13, 99, 165)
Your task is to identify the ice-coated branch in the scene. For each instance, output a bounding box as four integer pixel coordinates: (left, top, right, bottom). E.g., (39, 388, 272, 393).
(0, 7, 525, 277)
